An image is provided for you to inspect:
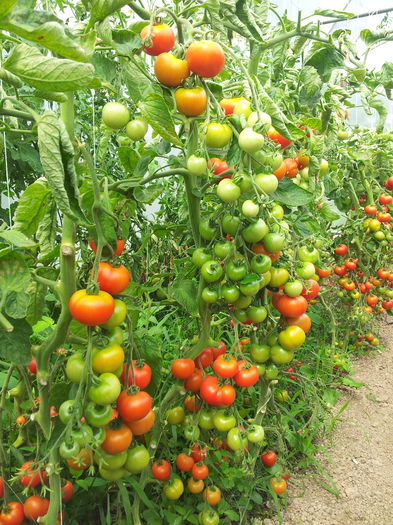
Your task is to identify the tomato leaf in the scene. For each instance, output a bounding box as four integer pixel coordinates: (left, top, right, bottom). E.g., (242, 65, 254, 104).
(26, 282, 46, 326)
(88, 0, 132, 27)
(312, 9, 354, 19)
(117, 147, 140, 175)
(0, 318, 32, 365)
(134, 182, 164, 204)
(0, 252, 31, 296)
(0, 229, 36, 248)
(235, 0, 265, 42)
(4, 43, 101, 91)
(304, 42, 344, 81)
(5, 291, 30, 319)
(168, 279, 198, 316)
(0, 8, 91, 61)
(13, 180, 50, 237)
(270, 179, 313, 207)
(36, 195, 57, 257)
(0, 0, 18, 18)
(139, 92, 182, 147)
(123, 58, 152, 106)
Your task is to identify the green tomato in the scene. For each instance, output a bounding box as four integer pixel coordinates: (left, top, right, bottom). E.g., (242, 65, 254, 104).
(374, 231, 385, 241)
(270, 345, 294, 365)
(205, 122, 233, 148)
(221, 285, 240, 303)
(247, 306, 267, 323)
(59, 439, 81, 460)
(192, 248, 212, 268)
(125, 118, 148, 140)
(199, 510, 220, 525)
(300, 167, 309, 180)
(102, 102, 130, 130)
(263, 232, 286, 252)
(217, 179, 241, 203)
(299, 181, 309, 190)
(247, 424, 265, 443)
(337, 129, 349, 140)
(265, 363, 279, 379)
(213, 409, 236, 431)
(85, 402, 113, 427)
(198, 409, 215, 430)
(271, 204, 284, 219)
(125, 445, 150, 473)
(269, 268, 290, 287)
(255, 363, 266, 375)
(66, 353, 85, 383)
(254, 173, 278, 194)
(163, 477, 184, 500)
(100, 299, 127, 330)
(284, 280, 303, 297)
(296, 262, 315, 279)
(221, 214, 240, 236)
(95, 449, 128, 470)
(242, 219, 269, 243)
(99, 466, 126, 481)
(250, 344, 270, 363)
(199, 218, 217, 241)
(166, 406, 185, 425)
(59, 399, 79, 424)
(239, 273, 262, 296)
(214, 241, 232, 259)
(319, 159, 329, 174)
(226, 258, 247, 281)
(70, 424, 94, 446)
(107, 326, 124, 346)
(233, 173, 253, 193)
(247, 111, 271, 129)
(251, 254, 271, 274)
(187, 155, 207, 176)
(298, 246, 319, 263)
(266, 334, 278, 346)
(202, 287, 219, 303)
(278, 326, 306, 350)
(227, 427, 248, 451)
(184, 424, 200, 441)
(238, 128, 264, 153)
(233, 100, 252, 118)
(242, 200, 259, 218)
(201, 260, 223, 283)
(233, 294, 252, 309)
(234, 309, 249, 323)
(259, 271, 271, 288)
(88, 373, 121, 406)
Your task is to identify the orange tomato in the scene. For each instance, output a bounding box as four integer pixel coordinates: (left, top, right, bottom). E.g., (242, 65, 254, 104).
(154, 53, 189, 87)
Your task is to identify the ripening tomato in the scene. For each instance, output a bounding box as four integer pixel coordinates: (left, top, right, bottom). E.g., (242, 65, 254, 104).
(19, 461, 46, 488)
(203, 485, 221, 505)
(191, 462, 209, 480)
(377, 212, 391, 223)
(276, 295, 308, 317)
(23, 496, 49, 521)
(188, 477, 205, 494)
(66, 448, 93, 471)
(126, 409, 155, 435)
(117, 390, 152, 422)
(286, 313, 311, 333)
(301, 279, 320, 301)
(316, 267, 331, 279)
(175, 87, 207, 117)
(213, 355, 238, 378)
(334, 265, 347, 276)
(270, 477, 287, 495)
(234, 361, 259, 387)
(207, 158, 231, 180)
(186, 40, 225, 78)
(61, 480, 74, 502)
(278, 326, 306, 351)
(219, 97, 246, 115)
(140, 24, 175, 56)
(268, 127, 291, 149)
(154, 53, 189, 87)
(384, 176, 393, 190)
(0, 502, 25, 525)
(151, 460, 171, 481)
(295, 150, 310, 170)
(69, 289, 114, 326)
(101, 423, 133, 454)
(97, 262, 130, 295)
(190, 445, 207, 463)
(366, 295, 379, 307)
(184, 368, 203, 392)
(200, 376, 236, 406)
(28, 356, 37, 375)
(171, 358, 195, 379)
(364, 205, 378, 216)
(89, 238, 125, 257)
(176, 453, 194, 472)
(379, 194, 392, 205)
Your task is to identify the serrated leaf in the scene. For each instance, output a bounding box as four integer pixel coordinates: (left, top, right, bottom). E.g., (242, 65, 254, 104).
(122, 57, 152, 105)
(255, 79, 293, 140)
(134, 182, 163, 203)
(360, 29, 393, 46)
(318, 202, 341, 222)
(38, 112, 86, 224)
(5, 291, 30, 319)
(300, 65, 322, 97)
(0, 252, 31, 295)
(88, 0, 131, 26)
(339, 376, 364, 389)
(305, 42, 344, 81)
(168, 279, 198, 315)
(134, 154, 153, 178)
(14, 180, 50, 237)
(313, 9, 354, 19)
(4, 43, 101, 91)
(0, 8, 90, 61)
(36, 195, 57, 257)
(139, 92, 181, 146)
(235, 0, 264, 42)
(0, 318, 32, 365)
(90, 53, 117, 82)
(112, 29, 141, 54)
(0, 230, 36, 248)
(26, 281, 46, 325)
(117, 147, 139, 174)
(10, 143, 42, 173)
(270, 179, 313, 207)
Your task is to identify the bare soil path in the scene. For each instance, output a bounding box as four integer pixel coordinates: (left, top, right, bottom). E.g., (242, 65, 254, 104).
(261, 322, 393, 525)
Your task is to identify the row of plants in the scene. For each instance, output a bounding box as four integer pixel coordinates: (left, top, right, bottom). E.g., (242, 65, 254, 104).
(0, 1, 392, 524)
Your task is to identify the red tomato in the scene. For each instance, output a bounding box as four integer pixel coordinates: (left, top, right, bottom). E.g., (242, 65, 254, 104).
(186, 40, 225, 78)
(276, 295, 308, 317)
(316, 267, 331, 279)
(213, 355, 238, 378)
(140, 24, 175, 56)
(184, 369, 203, 392)
(191, 462, 209, 480)
(267, 126, 291, 149)
(334, 265, 347, 276)
(190, 445, 207, 462)
(384, 176, 393, 190)
(171, 358, 195, 379)
(200, 376, 236, 406)
(184, 395, 201, 413)
(345, 258, 358, 270)
(379, 194, 392, 205)
(61, 480, 74, 502)
(211, 341, 227, 359)
(117, 390, 152, 422)
(233, 360, 259, 387)
(251, 243, 280, 262)
(28, 356, 37, 375)
(23, 497, 49, 521)
(89, 239, 125, 256)
(364, 205, 377, 216)
(97, 262, 130, 295)
(194, 348, 214, 369)
(126, 409, 155, 435)
(0, 477, 3, 498)
(366, 295, 379, 307)
(301, 279, 320, 301)
(69, 289, 114, 326)
(334, 244, 348, 256)
(261, 450, 277, 467)
(18, 461, 46, 488)
(101, 423, 133, 454)
(151, 460, 171, 481)
(176, 453, 194, 472)
(120, 361, 152, 389)
(0, 502, 25, 525)
(207, 158, 231, 181)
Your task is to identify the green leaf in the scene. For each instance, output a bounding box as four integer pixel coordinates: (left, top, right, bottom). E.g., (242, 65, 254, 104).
(88, 0, 132, 26)
(339, 376, 364, 389)
(0, 0, 18, 18)
(312, 9, 354, 19)
(5, 291, 30, 319)
(36, 195, 57, 257)
(0, 8, 91, 61)
(302, 117, 323, 132)
(0, 252, 31, 295)
(369, 96, 388, 132)
(299, 66, 322, 97)
(117, 147, 139, 174)
(360, 29, 393, 46)
(270, 179, 313, 207)
(10, 143, 42, 173)
(380, 62, 393, 91)
(90, 53, 117, 82)
(111, 30, 141, 54)
(168, 279, 198, 315)
(0, 318, 32, 365)
(134, 182, 164, 204)
(305, 42, 344, 81)
(235, 0, 265, 42)
(26, 282, 46, 326)
(255, 79, 294, 140)
(117, 482, 133, 523)
(123, 58, 152, 106)
(4, 43, 101, 91)
(14, 180, 50, 237)
(139, 92, 182, 147)
(0, 229, 36, 248)
(37, 112, 87, 224)
(49, 382, 70, 407)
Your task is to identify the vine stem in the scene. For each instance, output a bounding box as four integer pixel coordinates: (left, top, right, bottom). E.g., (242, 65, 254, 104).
(0, 365, 15, 503)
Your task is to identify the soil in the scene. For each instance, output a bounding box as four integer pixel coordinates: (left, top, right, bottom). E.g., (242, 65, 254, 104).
(256, 321, 393, 525)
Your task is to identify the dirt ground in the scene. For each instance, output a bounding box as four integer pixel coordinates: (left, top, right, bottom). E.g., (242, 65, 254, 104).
(257, 321, 393, 525)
